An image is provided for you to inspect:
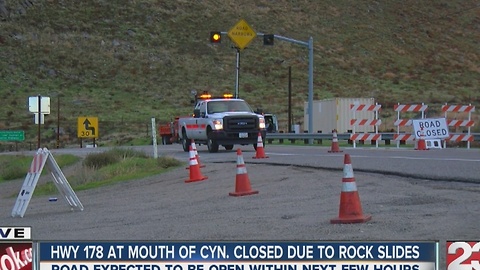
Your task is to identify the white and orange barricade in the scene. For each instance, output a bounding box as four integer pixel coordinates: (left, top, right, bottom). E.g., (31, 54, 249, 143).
(350, 103, 382, 148)
(393, 103, 428, 148)
(442, 104, 475, 149)
(12, 148, 84, 218)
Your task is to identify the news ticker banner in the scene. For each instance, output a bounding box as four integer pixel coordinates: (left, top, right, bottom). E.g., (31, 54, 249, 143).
(38, 242, 438, 270)
(2, 227, 479, 270)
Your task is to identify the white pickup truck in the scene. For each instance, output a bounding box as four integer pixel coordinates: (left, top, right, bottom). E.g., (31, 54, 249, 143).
(178, 98, 267, 153)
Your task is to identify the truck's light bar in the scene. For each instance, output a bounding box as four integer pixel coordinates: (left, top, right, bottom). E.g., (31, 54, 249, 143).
(197, 91, 234, 100)
(198, 92, 212, 99)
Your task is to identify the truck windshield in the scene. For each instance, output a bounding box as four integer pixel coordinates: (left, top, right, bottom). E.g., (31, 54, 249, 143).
(207, 100, 253, 114)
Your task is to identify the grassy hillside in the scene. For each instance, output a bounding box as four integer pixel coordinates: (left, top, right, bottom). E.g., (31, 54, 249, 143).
(1, 0, 479, 147)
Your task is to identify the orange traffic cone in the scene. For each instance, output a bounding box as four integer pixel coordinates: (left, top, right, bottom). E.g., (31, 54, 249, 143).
(230, 149, 259, 196)
(328, 129, 343, 153)
(253, 132, 268, 159)
(331, 154, 371, 224)
(185, 145, 208, 183)
(415, 128, 428, 151)
(186, 139, 205, 169)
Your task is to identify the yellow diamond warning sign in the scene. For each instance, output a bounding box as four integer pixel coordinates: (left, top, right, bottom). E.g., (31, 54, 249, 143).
(227, 19, 256, 51)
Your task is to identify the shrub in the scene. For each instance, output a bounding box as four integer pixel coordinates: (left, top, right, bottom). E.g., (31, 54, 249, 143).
(83, 151, 120, 169)
(109, 148, 148, 159)
(82, 148, 148, 169)
(1, 162, 28, 180)
(157, 156, 182, 168)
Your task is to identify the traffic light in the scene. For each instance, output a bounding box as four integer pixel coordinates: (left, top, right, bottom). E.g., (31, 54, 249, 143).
(263, 34, 274, 46)
(210, 31, 222, 43)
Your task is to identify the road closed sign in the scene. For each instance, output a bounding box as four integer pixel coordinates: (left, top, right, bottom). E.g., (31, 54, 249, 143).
(412, 118, 449, 139)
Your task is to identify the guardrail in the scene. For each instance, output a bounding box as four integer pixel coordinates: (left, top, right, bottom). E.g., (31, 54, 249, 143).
(265, 132, 480, 145)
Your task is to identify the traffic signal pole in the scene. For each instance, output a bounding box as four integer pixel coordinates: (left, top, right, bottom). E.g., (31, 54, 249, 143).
(261, 34, 314, 143)
(235, 47, 240, 99)
(211, 29, 314, 143)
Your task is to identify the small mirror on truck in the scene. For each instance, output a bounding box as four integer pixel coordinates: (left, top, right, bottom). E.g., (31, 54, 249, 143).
(193, 109, 200, 118)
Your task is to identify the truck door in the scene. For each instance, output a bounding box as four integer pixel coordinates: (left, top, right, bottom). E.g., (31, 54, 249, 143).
(196, 101, 207, 139)
(265, 114, 278, 133)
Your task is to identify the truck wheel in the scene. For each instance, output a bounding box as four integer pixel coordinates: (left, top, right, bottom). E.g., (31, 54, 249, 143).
(207, 133, 219, 153)
(224, 145, 234, 150)
(181, 132, 190, 152)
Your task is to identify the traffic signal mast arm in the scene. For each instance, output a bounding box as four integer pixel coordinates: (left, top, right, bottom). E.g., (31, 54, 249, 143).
(211, 31, 309, 47)
(209, 25, 314, 139)
(259, 33, 309, 47)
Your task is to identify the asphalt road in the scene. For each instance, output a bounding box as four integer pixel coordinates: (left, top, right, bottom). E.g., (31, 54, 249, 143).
(148, 144, 480, 183)
(1, 144, 479, 269)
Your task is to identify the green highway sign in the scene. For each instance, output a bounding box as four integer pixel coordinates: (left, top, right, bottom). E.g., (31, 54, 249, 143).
(0, 130, 25, 141)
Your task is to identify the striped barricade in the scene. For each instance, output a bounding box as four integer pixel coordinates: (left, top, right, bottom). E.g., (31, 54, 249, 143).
(447, 134, 474, 142)
(350, 133, 382, 141)
(442, 104, 475, 149)
(12, 148, 48, 218)
(12, 148, 84, 218)
(394, 103, 428, 147)
(442, 104, 475, 113)
(446, 120, 475, 127)
(350, 103, 382, 148)
(393, 133, 415, 141)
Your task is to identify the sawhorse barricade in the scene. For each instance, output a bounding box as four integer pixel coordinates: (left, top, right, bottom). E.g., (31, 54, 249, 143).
(393, 103, 428, 148)
(12, 148, 84, 218)
(442, 104, 475, 149)
(350, 103, 382, 148)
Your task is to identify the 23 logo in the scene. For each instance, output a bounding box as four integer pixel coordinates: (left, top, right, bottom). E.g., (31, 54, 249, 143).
(447, 241, 480, 270)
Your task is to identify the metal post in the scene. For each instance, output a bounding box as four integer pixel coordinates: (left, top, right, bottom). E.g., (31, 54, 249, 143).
(288, 66, 292, 133)
(396, 102, 400, 149)
(235, 48, 240, 98)
(56, 94, 60, 149)
(375, 102, 379, 148)
(353, 108, 357, 148)
(307, 36, 314, 144)
(151, 117, 158, 159)
(468, 103, 472, 149)
(443, 103, 447, 149)
(37, 95, 41, 149)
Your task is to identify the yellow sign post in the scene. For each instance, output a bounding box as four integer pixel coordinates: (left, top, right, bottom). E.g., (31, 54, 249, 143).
(227, 19, 257, 50)
(77, 117, 98, 138)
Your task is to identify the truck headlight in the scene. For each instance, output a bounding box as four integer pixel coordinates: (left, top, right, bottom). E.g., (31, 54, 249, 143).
(259, 117, 266, 129)
(213, 119, 223, 130)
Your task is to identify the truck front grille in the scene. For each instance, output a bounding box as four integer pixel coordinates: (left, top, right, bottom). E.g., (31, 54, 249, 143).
(224, 116, 258, 131)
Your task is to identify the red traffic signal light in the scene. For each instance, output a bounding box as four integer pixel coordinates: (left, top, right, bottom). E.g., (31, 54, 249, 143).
(210, 31, 222, 43)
